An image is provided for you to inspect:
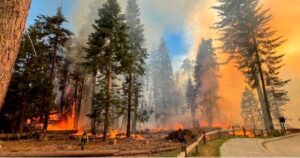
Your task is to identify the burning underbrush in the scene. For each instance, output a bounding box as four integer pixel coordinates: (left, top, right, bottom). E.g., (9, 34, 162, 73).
(166, 129, 197, 143)
(48, 103, 76, 131)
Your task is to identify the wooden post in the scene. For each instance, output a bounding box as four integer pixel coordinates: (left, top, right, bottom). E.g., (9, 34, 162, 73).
(243, 127, 246, 137)
(232, 127, 235, 137)
(282, 122, 286, 134)
(195, 144, 199, 155)
(218, 130, 221, 139)
(253, 129, 256, 137)
(17, 132, 20, 141)
(203, 131, 206, 145)
(181, 144, 187, 157)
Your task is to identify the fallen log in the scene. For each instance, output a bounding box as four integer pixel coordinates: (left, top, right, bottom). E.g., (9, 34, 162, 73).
(0, 150, 119, 157)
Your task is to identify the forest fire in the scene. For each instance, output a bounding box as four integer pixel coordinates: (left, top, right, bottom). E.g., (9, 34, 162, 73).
(199, 121, 232, 129)
(47, 103, 76, 131)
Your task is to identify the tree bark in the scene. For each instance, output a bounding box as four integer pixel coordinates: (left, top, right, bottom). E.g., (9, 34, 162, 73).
(126, 73, 132, 138)
(0, 0, 31, 109)
(103, 60, 112, 141)
(91, 71, 97, 134)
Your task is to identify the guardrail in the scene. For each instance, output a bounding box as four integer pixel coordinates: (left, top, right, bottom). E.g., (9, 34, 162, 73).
(177, 128, 258, 157)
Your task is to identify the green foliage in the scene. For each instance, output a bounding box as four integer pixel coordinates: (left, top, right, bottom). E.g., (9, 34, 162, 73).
(85, 0, 132, 137)
(0, 7, 73, 132)
(269, 130, 284, 137)
(150, 39, 177, 123)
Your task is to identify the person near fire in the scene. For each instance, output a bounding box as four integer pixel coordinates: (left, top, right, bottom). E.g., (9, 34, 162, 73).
(81, 130, 88, 150)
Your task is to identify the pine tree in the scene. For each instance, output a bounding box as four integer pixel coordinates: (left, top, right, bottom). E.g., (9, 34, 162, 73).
(194, 39, 219, 127)
(265, 53, 290, 126)
(213, 0, 289, 131)
(241, 87, 263, 129)
(185, 78, 195, 119)
(181, 58, 194, 78)
(34, 7, 73, 131)
(125, 0, 148, 137)
(1, 23, 53, 133)
(0, 0, 31, 109)
(85, 0, 131, 140)
(150, 39, 175, 124)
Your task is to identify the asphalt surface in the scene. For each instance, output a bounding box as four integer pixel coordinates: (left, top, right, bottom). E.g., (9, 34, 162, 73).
(220, 133, 300, 157)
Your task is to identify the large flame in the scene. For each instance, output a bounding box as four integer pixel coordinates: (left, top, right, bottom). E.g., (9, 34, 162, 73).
(47, 102, 76, 131)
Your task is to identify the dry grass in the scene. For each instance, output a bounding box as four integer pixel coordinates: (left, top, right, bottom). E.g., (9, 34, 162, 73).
(188, 138, 230, 157)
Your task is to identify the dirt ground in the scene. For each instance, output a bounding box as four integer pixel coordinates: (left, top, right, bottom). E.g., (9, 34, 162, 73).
(0, 133, 181, 156)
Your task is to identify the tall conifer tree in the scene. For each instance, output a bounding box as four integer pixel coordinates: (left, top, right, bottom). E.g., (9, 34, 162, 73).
(213, 0, 289, 131)
(85, 0, 131, 140)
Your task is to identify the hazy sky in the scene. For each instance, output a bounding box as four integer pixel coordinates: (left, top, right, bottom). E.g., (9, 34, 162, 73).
(27, 0, 300, 128)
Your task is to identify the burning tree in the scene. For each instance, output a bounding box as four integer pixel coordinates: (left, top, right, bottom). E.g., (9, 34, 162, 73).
(241, 87, 264, 129)
(1, 8, 73, 134)
(0, 0, 31, 109)
(213, 0, 290, 131)
(35, 7, 73, 131)
(194, 39, 219, 127)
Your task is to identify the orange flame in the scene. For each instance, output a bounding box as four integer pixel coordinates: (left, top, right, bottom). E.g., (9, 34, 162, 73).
(199, 121, 231, 129)
(174, 123, 184, 130)
(47, 102, 76, 131)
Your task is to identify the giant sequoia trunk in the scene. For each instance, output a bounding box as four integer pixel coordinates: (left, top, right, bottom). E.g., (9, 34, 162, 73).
(0, 0, 31, 109)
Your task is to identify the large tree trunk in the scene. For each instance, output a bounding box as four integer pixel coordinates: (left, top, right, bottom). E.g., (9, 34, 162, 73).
(0, 0, 31, 109)
(103, 61, 112, 141)
(126, 73, 132, 138)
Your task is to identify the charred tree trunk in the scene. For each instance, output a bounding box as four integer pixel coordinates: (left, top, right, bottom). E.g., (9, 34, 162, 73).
(0, 0, 31, 109)
(103, 60, 112, 141)
(126, 73, 132, 138)
(132, 89, 138, 133)
(18, 101, 26, 134)
(91, 71, 97, 134)
(74, 78, 84, 130)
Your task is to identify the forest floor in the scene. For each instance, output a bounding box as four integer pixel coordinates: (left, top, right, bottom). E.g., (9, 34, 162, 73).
(0, 132, 182, 157)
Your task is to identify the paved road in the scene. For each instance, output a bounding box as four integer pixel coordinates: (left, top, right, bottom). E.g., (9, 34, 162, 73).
(220, 133, 300, 157)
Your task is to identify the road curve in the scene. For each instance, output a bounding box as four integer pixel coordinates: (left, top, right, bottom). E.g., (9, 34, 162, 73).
(220, 133, 300, 157)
